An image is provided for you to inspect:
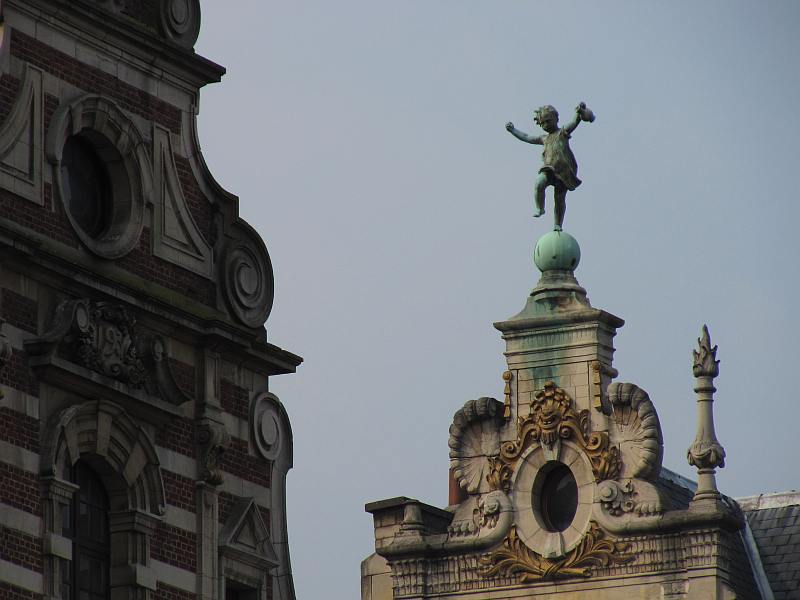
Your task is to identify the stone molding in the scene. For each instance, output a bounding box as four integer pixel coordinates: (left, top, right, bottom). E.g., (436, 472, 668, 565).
(0, 64, 43, 205)
(46, 93, 151, 259)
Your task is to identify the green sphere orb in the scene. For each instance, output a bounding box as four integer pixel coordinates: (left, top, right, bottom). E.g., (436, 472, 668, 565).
(534, 230, 581, 272)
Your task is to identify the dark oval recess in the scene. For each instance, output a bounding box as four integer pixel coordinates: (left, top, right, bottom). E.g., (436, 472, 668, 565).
(538, 463, 578, 532)
(61, 136, 112, 239)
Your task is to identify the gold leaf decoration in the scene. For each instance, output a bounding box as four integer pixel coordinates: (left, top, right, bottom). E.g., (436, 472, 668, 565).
(486, 381, 620, 491)
(478, 523, 633, 582)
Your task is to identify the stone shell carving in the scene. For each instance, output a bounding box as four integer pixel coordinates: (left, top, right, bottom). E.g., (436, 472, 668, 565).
(607, 382, 663, 480)
(448, 397, 504, 494)
(158, 0, 202, 49)
(222, 224, 275, 328)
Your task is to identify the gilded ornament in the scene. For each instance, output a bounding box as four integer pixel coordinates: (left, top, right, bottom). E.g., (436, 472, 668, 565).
(488, 381, 620, 490)
(479, 522, 633, 582)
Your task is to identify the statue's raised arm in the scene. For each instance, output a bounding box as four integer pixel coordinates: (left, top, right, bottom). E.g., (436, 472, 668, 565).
(506, 102, 595, 231)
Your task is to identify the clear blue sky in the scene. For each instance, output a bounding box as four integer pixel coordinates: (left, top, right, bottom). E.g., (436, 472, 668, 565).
(196, 2, 800, 597)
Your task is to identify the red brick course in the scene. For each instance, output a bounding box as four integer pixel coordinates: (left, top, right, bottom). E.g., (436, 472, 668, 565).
(221, 437, 270, 489)
(0, 526, 42, 572)
(0, 582, 42, 600)
(11, 30, 182, 133)
(151, 524, 197, 572)
(117, 228, 216, 307)
(0, 75, 21, 125)
(0, 349, 39, 397)
(155, 583, 195, 600)
(0, 185, 80, 248)
(0, 463, 40, 515)
(156, 417, 194, 458)
(0, 407, 39, 453)
(220, 379, 249, 420)
(173, 155, 213, 245)
(0, 289, 37, 334)
(162, 469, 196, 513)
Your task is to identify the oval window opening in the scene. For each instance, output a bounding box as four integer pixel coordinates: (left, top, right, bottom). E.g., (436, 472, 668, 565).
(538, 463, 578, 532)
(61, 135, 112, 239)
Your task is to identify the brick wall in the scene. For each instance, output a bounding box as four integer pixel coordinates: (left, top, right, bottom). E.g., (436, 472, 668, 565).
(154, 583, 196, 600)
(221, 438, 270, 489)
(174, 155, 213, 245)
(0, 408, 39, 453)
(0, 582, 41, 600)
(0, 290, 37, 334)
(162, 470, 196, 513)
(0, 463, 40, 515)
(220, 380, 249, 420)
(156, 417, 194, 458)
(10, 31, 181, 133)
(0, 186, 79, 248)
(151, 524, 197, 572)
(0, 75, 21, 125)
(0, 527, 42, 572)
(0, 349, 39, 397)
(118, 228, 216, 307)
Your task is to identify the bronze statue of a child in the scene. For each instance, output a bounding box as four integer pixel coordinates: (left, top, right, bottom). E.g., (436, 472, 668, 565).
(506, 103, 594, 231)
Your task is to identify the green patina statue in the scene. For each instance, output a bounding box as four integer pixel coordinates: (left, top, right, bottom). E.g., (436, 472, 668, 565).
(506, 103, 594, 231)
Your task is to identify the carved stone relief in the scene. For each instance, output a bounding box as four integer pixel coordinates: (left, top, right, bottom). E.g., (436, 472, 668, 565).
(158, 0, 202, 49)
(251, 391, 286, 461)
(449, 397, 504, 494)
(197, 419, 231, 485)
(222, 224, 275, 328)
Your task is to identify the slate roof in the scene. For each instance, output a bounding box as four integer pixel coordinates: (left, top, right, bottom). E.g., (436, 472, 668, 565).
(738, 491, 800, 599)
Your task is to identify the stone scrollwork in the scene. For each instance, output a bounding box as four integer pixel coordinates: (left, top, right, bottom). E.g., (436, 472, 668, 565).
(597, 480, 662, 517)
(196, 419, 230, 485)
(488, 382, 620, 493)
(449, 397, 504, 494)
(251, 391, 286, 461)
(478, 522, 633, 583)
(158, 0, 201, 49)
(222, 231, 275, 328)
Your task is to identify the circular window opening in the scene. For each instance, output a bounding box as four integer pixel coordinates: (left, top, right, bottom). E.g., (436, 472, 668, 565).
(61, 135, 114, 239)
(536, 463, 578, 532)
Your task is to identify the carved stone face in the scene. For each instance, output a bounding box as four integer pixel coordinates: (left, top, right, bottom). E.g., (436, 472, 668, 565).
(532, 386, 569, 446)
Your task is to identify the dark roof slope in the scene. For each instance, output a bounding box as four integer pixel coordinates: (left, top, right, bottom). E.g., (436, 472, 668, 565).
(740, 492, 800, 599)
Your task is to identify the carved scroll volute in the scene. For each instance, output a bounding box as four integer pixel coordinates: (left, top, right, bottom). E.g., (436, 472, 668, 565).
(607, 382, 663, 481)
(196, 419, 230, 485)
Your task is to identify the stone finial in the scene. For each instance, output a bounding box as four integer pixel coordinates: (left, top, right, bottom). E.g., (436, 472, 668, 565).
(687, 324, 726, 504)
(692, 324, 719, 378)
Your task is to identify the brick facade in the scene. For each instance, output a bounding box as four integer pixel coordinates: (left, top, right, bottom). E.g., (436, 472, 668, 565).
(151, 524, 198, 572)
(156, 417, 195, 458)
(0, 582, 41, 600)
(220, 379, 249, 420)
(0, 350, 38, 397)
(162, 470, 196, 513)
(222, 437, 270, 488)
(0, 527, 42, 573)
(0, 408, 39, 453)
(0, 463, 40, 515)
(154, 583, 196, 600)
(0, 290, 37, 334)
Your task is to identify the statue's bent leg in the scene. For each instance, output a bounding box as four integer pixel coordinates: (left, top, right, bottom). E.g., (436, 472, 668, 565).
(553, 186, 567, 231)
(533, 173, 547, 218)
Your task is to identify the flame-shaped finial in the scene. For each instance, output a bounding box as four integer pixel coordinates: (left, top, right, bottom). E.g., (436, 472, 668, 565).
(692, 324, 719, 378)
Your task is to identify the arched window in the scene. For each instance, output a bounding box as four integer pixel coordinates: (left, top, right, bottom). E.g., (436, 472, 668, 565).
(63, 461, 110, 600)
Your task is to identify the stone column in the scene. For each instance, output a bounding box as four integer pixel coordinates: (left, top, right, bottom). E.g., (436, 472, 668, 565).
(108, 510, 160, 600)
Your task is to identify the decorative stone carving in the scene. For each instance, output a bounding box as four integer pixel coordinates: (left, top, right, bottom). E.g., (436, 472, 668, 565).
(26, 299, 192, 415)
(222, 226, 275, 328)
(158, 0, 202, 49)
(448, 397, 504, 494)
(597, 479, 662, 516)
(478, 522, 632, 582)
(46, 95, 150, 259)
(488, 382, 620, 494)
(607, 382, 663, 480)
(152, 125, 212, 277)
(197, 419, 231, 485)
(251, 391, 288, 461)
